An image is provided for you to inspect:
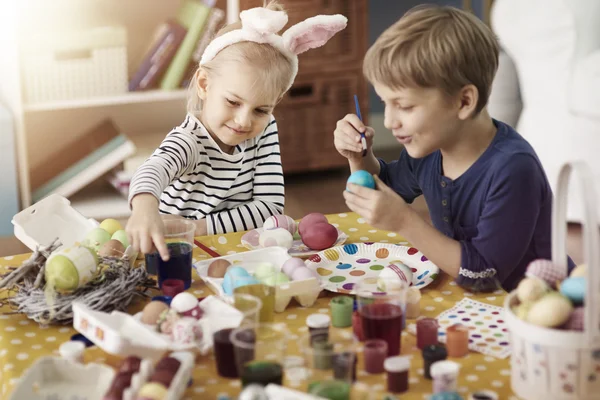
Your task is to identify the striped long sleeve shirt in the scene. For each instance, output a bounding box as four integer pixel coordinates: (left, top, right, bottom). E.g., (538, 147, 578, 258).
(128, 114, 285, 235)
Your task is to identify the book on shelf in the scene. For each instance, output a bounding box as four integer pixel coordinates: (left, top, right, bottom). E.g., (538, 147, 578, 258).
(128, 20, 188, 91)
(31, 120, 136, 203)
(181, 7, 225, 88)
(160, 0, 216, 91)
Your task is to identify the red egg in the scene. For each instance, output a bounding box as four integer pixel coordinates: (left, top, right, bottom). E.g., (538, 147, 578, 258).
(301, 222, 338, 250)
(298, 213, 328, 236)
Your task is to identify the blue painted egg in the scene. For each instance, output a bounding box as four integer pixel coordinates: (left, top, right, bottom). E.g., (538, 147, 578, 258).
(560, 276, 585, 304)
(347, 170, 375, 190)
(222, 266, 251, 295)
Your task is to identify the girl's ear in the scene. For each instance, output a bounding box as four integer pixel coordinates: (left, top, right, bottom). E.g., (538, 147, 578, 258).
(196, 68, 209, 101)
(282, 14, 347, 55)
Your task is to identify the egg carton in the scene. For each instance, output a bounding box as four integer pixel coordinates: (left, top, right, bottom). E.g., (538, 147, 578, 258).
(9, 356, 115, 400)
(119, 351, 194, 400)
(194, 246, 323, 312)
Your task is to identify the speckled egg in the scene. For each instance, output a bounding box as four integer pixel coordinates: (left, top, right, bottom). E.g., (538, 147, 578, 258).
(527, 292, 573, 328)
(207, 259, 231, 278)
(560, 276, 585, 305)
(170, 292, 199, 314)
(516, 277, 548, 303)
(263, 215, 297, 235)
(525, 259, 567, 288)
(259, 228, 293, 249)
(282, 257, 306, 277)
(290, 266, 317, 281)
(141, 301, 170, 325)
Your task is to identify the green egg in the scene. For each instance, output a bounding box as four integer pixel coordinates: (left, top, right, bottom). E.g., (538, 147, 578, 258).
(84, 228, 111, 252)
(111, 229, 130, 249)
(45, 255, 80, 291)
(262, 272, 290, 286)
(254, 262, 277, 280)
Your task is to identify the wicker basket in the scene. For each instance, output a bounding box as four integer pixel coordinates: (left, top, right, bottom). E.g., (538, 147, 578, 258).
(504, 161, 600, 399)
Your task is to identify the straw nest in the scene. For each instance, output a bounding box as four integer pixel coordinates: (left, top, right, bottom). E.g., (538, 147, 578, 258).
(0, 239, 155, 325)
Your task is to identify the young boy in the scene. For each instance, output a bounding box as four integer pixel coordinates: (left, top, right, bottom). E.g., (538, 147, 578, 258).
(334, 5, 574, 292)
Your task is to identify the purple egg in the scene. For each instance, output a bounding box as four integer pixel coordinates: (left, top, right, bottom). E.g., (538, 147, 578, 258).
(291, 266, 317, 281)
(282, 257, 306, 277)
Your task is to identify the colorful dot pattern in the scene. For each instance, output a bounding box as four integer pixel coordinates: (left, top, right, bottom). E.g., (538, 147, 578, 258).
(407, 298, 511, 359)
(305, 243, 440, 294)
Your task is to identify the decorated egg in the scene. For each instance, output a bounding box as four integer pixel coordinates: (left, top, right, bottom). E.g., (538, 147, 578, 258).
(157, 309, 181, 334)
(516, 277, 548, 303)
(111, 230, 130, 248)
(298, 212, 328, 236)
(525, 259, 567, 288)
(99, 218, 123, 236)
(377, 263, 413, 291)
(527, 292, 573, 328)
(141, 301, 170, 325)
(262, 272, 290, 286)
(565, 307, 584, 331)
(241, 229, 261, 247)
(259, 228, 293, 249)
(301, 222, 338, 250)
(282, 257, 306, 277)
(45, 245, 98, 291)
(98, 239, 126, 258)
(570, 264, 587, 278)
(84, 228, 112, 253)
(291, 266, 317, 281)
(223, 267, 251, 295)
(253, 262, 277, 280)
(263, 215, 297, 235)
(560, 276, 585, 305)
(346, 170, 375, 190)
(207, 259, 231, 278)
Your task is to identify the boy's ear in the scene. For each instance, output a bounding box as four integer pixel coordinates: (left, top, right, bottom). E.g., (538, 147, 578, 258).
(196, 68, 209, 101)
(457, 84, 479, 120)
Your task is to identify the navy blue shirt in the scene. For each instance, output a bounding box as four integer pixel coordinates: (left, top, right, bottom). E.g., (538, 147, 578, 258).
(379, 120, 574, 292)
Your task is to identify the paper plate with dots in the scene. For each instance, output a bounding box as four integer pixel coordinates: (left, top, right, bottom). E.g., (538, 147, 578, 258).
(304, 243, 440, 294)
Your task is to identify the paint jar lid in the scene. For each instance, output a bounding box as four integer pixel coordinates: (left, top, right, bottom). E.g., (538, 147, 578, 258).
(430, 360, 460, 378)
(306, 313, 330, 329)
(468, 390, 499, 400)
(422, 343, 447, 361)
(384, 355, 411, 372)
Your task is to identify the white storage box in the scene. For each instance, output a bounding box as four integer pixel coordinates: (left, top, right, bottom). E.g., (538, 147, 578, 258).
(22, 26, 128, 104)
(504, 161, 600, 400)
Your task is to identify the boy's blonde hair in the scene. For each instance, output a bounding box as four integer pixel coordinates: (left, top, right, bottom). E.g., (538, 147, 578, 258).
(363, 5, 499, 114)
(187, 1, 295, 115)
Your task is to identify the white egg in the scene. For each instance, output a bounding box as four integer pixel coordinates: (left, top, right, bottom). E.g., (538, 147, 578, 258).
(527, 293, 573, 328)
(170, 292, 198, 313)
(377, 263, 413, 291)
(259, 228, 293, 249)
(516, 277, 548, 303)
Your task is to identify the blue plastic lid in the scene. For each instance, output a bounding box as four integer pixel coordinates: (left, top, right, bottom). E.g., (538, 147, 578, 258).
(151, 295, 173, 306)
(70, 333, 95, 348)
(430, 392, 463, 400)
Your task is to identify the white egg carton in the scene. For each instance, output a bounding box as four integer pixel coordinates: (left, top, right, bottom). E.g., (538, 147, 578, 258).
(120, 351, 195, 400)
(9, 356, 115, 400)
(194, 246, 323, 312)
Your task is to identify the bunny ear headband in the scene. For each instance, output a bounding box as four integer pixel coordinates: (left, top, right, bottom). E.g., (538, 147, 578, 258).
(200, 7, 348, 91)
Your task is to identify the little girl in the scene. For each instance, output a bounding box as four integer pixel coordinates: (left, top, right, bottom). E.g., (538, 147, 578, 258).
(126, 2, 347, 259)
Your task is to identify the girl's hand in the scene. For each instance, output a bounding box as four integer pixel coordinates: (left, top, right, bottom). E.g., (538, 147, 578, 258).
(334, 114, 375, 161)
(126, 194, 170, 261)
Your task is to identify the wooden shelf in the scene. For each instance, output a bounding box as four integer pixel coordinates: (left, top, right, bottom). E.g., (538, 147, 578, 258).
(24, 89, 188, 112)
(69, 184, 131, 221)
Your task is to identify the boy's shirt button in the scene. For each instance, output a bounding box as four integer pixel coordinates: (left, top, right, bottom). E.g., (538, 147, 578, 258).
(441, 181, 447, 188)
(442, 199, 448, 206)
(443, 216, 449, 223)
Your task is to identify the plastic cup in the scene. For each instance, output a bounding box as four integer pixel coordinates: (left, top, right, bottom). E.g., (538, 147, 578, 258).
(230, 323, 288, 387)
(145, 218, 195, 289)
(363, 339, 387, 374)
(355, 278, 408, 356)
(232, 293, 263, 326)
(384, 355, 411, 394)
(416, 317, 439, 350)
(431, 360, 460, 393)
(233, 272, 276, 323)
(162, 279, 185, 298)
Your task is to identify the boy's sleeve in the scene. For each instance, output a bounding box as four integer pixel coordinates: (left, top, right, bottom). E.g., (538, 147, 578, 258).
(378, 148, 422, 203)
(206, 120, 285, 235)
(456, 154, 547, 290)
(128, 129, 198, 207)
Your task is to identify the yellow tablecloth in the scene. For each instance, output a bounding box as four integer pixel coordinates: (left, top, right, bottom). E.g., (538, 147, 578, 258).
(0, 212, 517, 399)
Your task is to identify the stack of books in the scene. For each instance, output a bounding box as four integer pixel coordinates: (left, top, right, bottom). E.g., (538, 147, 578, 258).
(128, 0, 225, 92)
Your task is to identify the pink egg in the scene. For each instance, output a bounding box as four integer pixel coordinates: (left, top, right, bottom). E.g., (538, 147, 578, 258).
(526, 259, 566, 288)
(263, 215, 297, 235)
(291, 266, 317, 281)
(282, 258, 306, 277)
(242, 229, 261, 246)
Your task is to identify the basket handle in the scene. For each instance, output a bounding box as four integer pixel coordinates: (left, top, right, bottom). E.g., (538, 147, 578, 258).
(551, 161, 600, 345)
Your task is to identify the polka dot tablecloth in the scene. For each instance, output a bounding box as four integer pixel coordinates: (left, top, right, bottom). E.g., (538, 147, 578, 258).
(0, 213, 518, 400)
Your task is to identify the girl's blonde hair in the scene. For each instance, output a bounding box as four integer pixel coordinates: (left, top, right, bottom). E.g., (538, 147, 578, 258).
(363, 5, 499, 114)
(187, 0, 295, 115)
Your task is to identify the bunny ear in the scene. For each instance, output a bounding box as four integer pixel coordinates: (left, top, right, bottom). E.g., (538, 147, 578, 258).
(282, 14, 348, 55)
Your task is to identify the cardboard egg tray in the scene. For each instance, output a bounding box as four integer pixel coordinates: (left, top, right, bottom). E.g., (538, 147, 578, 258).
(194, 246, 323, 312)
